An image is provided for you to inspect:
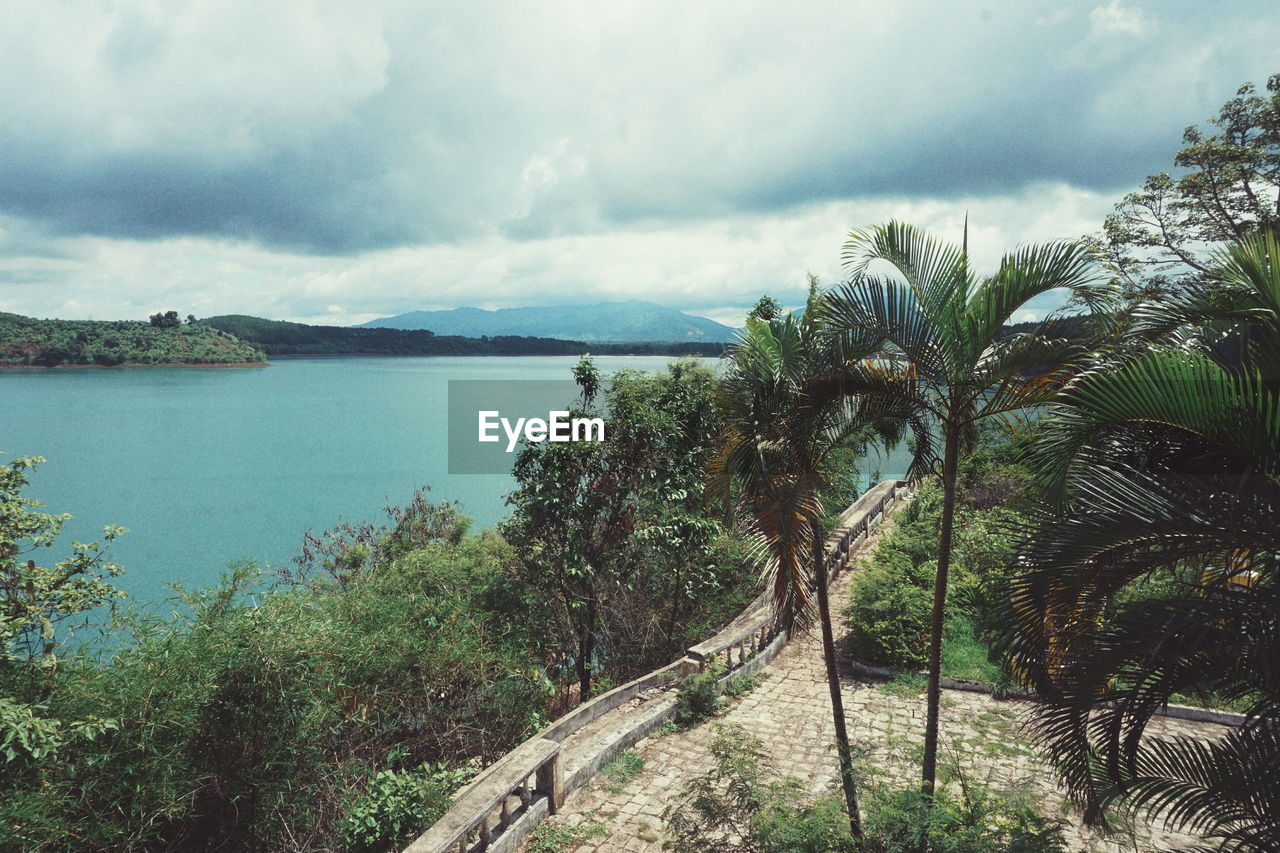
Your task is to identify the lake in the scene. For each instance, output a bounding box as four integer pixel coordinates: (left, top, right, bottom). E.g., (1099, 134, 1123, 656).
(2, 356, 908, 606)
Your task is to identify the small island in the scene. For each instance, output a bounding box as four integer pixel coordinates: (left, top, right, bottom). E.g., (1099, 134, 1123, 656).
(0, 311, 268, 367)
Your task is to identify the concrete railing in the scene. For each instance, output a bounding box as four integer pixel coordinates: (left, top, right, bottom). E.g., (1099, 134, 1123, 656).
(404, 479, 912, 853)
(688, 479, 910, 674)
(404, 738, 562, 853)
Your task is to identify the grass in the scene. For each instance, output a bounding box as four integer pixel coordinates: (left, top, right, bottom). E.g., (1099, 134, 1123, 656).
(941, 613, 1003, 684)
(723, 669, 767, 700)
(599, 750, 645, 793)
(880, 671, 927, 698)
(526, 816, 608, 853)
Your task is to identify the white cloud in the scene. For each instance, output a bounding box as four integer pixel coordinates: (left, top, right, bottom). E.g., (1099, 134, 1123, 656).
(1089, 0, 1152, 37)
(0, 184, 1115, 325)
(0, 0, 1275, 319)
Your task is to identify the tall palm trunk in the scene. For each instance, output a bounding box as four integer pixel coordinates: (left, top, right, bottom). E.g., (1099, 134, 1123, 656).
(921, 427, 959, 794)
(813, 526, 862, 838)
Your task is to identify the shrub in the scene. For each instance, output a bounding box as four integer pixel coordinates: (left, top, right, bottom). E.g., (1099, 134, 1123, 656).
(860, 784, 1067, 853)
(1, 541, 552, 849)
(756, 795, 859, 853)
(845, 552, 933, 668)
(674, 666, 724, 725)
(340, 762, 470, 853)
(664, 724, 1064, 853)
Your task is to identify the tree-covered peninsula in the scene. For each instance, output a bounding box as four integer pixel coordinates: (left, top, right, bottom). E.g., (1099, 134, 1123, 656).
(0, 313, 267, 367)
(204, 314, 726, 357)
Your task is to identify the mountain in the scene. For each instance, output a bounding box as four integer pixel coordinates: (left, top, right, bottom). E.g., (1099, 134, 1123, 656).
(356, 300, 738, 343)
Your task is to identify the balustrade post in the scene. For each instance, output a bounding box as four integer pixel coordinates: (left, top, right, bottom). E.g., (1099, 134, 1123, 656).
(536, 750, 564, 812)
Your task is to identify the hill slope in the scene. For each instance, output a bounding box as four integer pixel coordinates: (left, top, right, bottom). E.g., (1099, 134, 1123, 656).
(356, 300, 737, 343)
(0, 313, 266, 366)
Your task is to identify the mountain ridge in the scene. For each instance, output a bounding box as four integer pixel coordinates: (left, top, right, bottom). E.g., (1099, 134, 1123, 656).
(356, 299, 738, 343)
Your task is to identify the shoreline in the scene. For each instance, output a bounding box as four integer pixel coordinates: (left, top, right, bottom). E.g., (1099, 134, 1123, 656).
(0, 361, 271, 370)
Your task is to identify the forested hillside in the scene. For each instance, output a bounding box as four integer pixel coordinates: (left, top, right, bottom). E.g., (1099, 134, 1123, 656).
(0, 313, 266, 366)
(205, 314, 724, 357)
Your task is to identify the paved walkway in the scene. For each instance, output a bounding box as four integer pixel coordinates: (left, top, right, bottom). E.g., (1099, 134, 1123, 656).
(525, 524, 1227, 853)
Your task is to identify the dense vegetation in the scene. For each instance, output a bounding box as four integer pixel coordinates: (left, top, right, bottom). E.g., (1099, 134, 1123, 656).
(845, 433, 1031, 686)
(0, 360, 758, 851)
(204, 314, 724, 357)
(705, 72, 1280, 851)
(505, 359, 758, 701)
(0, 312, 266, 366)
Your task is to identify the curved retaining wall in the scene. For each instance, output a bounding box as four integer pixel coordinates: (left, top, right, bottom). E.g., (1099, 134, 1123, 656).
(404, 479, 912, 853)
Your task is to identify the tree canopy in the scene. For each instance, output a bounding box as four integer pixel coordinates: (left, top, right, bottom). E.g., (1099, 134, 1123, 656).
(1096, 73, 1280, 298)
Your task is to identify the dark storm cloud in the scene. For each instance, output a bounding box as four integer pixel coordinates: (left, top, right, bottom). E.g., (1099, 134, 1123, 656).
(0, 0, 1276, 256)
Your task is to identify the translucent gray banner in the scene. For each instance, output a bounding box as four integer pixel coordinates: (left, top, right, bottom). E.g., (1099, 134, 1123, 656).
(447, 379, 604, 474)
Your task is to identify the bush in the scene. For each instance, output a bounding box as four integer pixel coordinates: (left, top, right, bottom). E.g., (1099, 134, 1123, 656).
(860, 785, 1067, 853)
(845, 473, 1026, 678)
(845, 551, 933, 669)
(1, 538, 552, 849)
(674, 666, 724, 725)
(756, 795, 859, 853)
(340, 762, 471, 853)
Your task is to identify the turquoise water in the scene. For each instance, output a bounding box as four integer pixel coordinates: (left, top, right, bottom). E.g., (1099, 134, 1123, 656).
(2, 355, 911, 607)
(1, 356, 690, 605)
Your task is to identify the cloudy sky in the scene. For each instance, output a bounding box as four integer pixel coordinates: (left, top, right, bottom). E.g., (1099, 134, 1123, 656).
(1, 1, 1276, 327)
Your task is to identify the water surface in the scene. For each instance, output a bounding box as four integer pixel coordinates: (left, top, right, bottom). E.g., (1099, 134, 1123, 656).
(2, 357, 680, 603)
(3, 355, 910, 606)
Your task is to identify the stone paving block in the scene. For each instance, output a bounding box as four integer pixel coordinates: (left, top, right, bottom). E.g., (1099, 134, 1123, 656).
(518, 520, 1230, 853)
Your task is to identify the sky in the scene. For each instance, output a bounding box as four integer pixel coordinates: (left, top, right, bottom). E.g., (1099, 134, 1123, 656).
(1, 0, 1277, 328)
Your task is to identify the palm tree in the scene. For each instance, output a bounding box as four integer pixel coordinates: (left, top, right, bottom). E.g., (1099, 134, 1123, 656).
(823, 220, 1102, 794)
(713, 308, 910, 838)
(1002, 231, 1280, 849)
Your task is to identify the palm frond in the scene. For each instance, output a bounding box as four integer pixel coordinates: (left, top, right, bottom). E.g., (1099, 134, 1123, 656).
(963, 240, 1104, 354)
(1029, 348, 1280, 500)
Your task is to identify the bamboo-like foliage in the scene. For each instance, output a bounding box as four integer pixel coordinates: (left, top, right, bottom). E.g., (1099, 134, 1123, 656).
(1003, 231, 1280, 850)
(823, 220, 1104, 794)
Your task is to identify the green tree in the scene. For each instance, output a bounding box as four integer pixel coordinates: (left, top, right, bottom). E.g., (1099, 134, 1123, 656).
(749, 295, 783, 321)
(1002, 232, 1280, 850)
(1096, 73, 1280, 298)
(149, 310, 181, 328)
(503, 358, 724, 700)
(823, 221, 1102, 794)
(1, 455, 123, 781)
(1, 455, 125, 667)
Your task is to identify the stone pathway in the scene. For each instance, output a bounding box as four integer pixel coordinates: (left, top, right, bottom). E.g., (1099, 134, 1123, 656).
(525, 524, 1229, 853)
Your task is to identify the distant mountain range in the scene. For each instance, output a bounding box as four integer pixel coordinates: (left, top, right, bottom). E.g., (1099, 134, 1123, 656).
(356, 300, 739, 343)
